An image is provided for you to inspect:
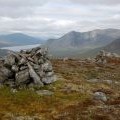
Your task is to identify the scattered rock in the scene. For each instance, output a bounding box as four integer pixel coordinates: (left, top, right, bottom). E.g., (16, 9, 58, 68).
(94, 92, 107, 102)
(95, 50, 120, 64)
(36, 90, 54, 96)
(102, 80, 113, 84)
(87, 79, 113, 84)
(11, 88, 18, 93)
(87, 79, 100, 83)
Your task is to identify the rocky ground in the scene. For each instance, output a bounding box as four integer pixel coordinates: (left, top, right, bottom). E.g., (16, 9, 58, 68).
(0, 51, 120, 120)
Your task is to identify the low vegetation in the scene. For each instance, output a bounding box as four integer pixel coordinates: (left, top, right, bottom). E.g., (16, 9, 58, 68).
(0, 59, 120, 120)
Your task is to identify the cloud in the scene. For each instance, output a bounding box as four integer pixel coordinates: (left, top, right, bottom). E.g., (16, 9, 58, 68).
(0, 0, 120, 38)
(69, 0, 120, 5)
(0, 0, 48, 7)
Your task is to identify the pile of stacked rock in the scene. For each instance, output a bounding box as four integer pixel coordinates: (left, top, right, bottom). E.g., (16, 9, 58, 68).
(95, 50, 120, 64)
(0, 47, 56, 89)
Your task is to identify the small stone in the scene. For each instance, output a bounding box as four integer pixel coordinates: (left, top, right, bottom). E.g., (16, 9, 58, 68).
(87, 79, 100, 83)
(36, 90, 54, 96)
(94, 92, 107, 102)
(11, 88, 17, 93)
(103, 80, 113, 84)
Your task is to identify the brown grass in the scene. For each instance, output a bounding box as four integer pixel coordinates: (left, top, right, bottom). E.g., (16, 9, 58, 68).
(0, 59, 120, 119)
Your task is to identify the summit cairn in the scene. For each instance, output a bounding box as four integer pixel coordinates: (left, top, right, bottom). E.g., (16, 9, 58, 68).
(95, 50, 120, 64)
(0, 47, 56, 89)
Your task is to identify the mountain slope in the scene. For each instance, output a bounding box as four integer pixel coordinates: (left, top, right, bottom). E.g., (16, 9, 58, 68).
(0, 33, 43, 47)
(104, 38, 120, 54)
(46, 29, 120, 49)
(80, 38, 120, 58)
(46, 29, 120, 57)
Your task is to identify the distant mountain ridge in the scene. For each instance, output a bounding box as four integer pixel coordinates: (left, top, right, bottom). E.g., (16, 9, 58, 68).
(45, 28, 120, 57)
(0, 33, 43, 47)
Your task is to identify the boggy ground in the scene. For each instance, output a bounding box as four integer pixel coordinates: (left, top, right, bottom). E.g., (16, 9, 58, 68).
(0, 59, 120, 120)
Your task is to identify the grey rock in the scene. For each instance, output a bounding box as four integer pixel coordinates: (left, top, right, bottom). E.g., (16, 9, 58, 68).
(33, 64, 40, 70)
(4, 54, 16, 66)
(27, 62, 44, 87)
(45, 71, 54, 77)
(36, 90, 54, 96)
(94, 92, 107, 102)
(12, 65, 19, 72)
(20, 66, 28, 71)
(42, 75, 56, 84)
(42, 62, 53, 72)
(16, 69, 30, 85)
(87, 79, 100, 83)
(103, 80, 113, 84)
(1, 67, 13, 78)
(11, 88, 18, 93)
(38, 59, 44, 64)
(37, 70, 45, 78)
(19, 58, 26, 65)
(0, 71, 7, 83)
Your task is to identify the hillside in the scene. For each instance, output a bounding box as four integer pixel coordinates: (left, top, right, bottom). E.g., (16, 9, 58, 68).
(104, 38, 120, 54)
(0, 33, 43, 47)
(81, 38, 120, 58)
(46, 29, 120, 57)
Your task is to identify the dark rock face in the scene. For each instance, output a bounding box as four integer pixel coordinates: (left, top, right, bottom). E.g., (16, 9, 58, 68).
(0, 47, 56, 89)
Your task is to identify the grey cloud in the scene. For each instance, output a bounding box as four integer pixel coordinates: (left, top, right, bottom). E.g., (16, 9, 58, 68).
(0, 0, 120, 38)
(69, 0, 120, 5)
(0, 0, 48, 7)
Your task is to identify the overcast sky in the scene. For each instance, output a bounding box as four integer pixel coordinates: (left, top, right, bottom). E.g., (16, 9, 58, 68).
(0, 0, 120, 38)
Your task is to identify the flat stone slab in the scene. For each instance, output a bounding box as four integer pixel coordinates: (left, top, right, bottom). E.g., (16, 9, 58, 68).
(36, 90, 54, 96)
